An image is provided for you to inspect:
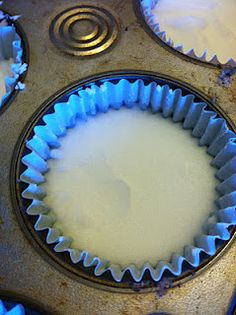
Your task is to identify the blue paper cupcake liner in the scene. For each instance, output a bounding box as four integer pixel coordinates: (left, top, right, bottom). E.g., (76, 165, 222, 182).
(0, 11, 27, 107)
(140, 0, 236, 67)
(0, 300, 25, 315)
(20, 79, 236, 282)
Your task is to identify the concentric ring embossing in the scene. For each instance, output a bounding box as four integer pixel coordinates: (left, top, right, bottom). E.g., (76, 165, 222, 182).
(49, 5, 119, 56)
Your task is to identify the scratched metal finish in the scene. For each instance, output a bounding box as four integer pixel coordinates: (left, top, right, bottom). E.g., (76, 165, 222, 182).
(0, 0, 235, 314)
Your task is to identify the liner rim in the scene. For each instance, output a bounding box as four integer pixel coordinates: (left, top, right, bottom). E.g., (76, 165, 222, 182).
(0, 300, 25, 315)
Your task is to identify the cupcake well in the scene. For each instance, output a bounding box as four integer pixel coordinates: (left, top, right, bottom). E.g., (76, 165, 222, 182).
(140, 0, 236, 67)
(0, 11, 27, 107)
(17, 75, 236, 284)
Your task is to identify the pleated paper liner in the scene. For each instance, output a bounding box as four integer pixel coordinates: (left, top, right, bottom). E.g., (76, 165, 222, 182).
(139, 0, 236, 67)
(0, 10, 28, 111)
(12, 72, 236, 290)
(0, 300, 26, 315)
(0, 291, 52, 315)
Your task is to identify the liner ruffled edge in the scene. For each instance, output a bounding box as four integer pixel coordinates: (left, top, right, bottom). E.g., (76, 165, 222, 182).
(0, 12, 27, 107)
(140, 0, 236, 67)
(20, 78, 236, 283)
(0, 300, 25, 314)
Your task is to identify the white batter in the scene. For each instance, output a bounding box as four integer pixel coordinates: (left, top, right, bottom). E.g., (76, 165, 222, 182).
(43, 108, 218, 267)
(0, 57, 13, 101)
(152, 0, 236, 63)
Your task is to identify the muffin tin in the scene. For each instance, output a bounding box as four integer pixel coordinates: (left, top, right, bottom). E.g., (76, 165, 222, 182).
(0, 0, 236, 314)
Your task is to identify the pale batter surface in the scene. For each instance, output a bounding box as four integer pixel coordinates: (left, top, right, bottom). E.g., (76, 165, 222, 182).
(43, 108, 218, 267)
(0, 57, 13, 101)
(152, 0, 236, 63)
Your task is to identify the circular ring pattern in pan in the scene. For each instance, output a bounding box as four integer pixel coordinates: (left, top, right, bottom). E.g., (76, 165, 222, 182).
(49, 5, 119, 57)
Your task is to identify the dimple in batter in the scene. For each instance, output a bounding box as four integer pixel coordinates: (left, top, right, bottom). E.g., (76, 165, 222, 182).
(152, 0, 236, 63)
(43, 108, 218, 268)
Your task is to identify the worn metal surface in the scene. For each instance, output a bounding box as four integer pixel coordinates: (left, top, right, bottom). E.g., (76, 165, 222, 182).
(0, 0, 235, 314)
